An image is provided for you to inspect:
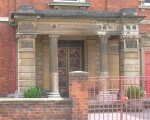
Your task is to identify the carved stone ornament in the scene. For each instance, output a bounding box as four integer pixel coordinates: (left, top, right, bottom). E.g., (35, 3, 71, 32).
(19, 22, 35, 30)
(50, 24, 57, 29)
(125, 24, 137, 31)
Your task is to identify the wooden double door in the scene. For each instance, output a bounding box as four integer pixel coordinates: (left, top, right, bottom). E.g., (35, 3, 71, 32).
(58, 40, 84, 97)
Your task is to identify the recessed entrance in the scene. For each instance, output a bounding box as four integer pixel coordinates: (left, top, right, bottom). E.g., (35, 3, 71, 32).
(58, 40, 84, 97)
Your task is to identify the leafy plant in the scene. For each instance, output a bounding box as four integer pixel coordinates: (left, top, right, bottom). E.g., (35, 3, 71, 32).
(126, 86, 144, 99)
(23, 87, 42, 98)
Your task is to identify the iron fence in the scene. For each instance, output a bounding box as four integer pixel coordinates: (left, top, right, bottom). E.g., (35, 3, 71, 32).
(88, 76, 150, 120)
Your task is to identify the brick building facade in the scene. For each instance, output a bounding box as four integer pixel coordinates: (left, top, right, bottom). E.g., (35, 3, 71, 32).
(0, 0, 150, 97)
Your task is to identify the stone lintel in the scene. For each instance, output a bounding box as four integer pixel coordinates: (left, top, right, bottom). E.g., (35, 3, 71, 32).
(49, 2, 91, 8)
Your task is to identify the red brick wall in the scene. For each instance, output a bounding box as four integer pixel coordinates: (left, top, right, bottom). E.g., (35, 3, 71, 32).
(69, 80, 88, 120)
(0, 79, 88, 120)
(89, 0, 138, 11)
(0, 0, 16, 96)
(0, 23, 16, 96)
(138, 9, 150, 32)
(0, 99, 72, 120)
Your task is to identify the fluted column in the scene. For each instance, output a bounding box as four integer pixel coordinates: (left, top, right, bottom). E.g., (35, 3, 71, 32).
(48, 35, 61, 98)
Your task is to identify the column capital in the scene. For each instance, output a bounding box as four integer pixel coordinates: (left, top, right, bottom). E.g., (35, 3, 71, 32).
(98, 35, 110, 40)
(48, 34, 60, 39)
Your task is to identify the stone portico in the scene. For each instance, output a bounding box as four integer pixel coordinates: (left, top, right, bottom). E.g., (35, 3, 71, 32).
(12, 6, 144, 97)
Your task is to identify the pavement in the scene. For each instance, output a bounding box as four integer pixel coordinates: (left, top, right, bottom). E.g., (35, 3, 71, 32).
(89, 109, 150, 120)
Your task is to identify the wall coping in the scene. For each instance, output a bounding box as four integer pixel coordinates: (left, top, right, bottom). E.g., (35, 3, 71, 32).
(0, 98, 71, 102)
(69, 71, 88, 80)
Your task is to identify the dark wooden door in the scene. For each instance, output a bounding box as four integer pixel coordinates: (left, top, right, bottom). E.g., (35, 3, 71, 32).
(58, 40, 84, 97)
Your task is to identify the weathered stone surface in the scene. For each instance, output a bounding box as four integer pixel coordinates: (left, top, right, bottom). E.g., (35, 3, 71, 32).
(142, 40, 150, 47)
(87, 40, 99, 77)
(124, 72, 140, 76)
(19, 66, 35, 73)
(19, 80, 36, 87)
(19, 73, 36, 80)
(123, 65, 139, 72)
(124, 59, 139, 65)
(19, 52, 35, 59)
(18, 59, 35, 66)
(124, 52, 139, 59)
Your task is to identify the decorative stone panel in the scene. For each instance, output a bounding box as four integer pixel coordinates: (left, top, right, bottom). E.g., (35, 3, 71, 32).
(122, 24, 139, 36)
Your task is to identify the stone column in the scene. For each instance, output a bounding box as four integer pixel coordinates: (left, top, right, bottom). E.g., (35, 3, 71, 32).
(48, 35, 61, 98)
(99, 36, 109, 92)
(17, 34, 36, 96)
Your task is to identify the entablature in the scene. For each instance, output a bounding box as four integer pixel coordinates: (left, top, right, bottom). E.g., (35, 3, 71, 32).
(11, 6, 144, 37)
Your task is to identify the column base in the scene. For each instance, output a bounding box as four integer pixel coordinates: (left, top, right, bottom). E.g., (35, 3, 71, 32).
(14, 91, 24, 98)
(6, 91, 23, 98)
(48, 92, 61, 98)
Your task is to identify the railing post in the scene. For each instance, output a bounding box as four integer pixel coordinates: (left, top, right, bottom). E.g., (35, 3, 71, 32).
(120, 76, 123, 120)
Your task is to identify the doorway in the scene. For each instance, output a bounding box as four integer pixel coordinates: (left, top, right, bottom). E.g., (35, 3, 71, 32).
(58, 40, 84, 97)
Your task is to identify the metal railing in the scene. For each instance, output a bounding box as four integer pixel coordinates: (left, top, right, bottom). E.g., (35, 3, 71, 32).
(88, 76, 150, 120)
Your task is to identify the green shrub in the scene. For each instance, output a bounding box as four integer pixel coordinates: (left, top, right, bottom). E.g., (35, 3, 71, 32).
(126, 86, 144, 99)
(23, 87, 42, 98)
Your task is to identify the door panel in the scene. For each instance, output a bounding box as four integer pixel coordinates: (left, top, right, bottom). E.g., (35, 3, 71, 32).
(58, 41, 84, 97)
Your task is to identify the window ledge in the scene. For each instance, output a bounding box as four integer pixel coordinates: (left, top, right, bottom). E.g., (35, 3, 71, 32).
(49, 2, 91, 8)
(139, 5, 150, 9)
